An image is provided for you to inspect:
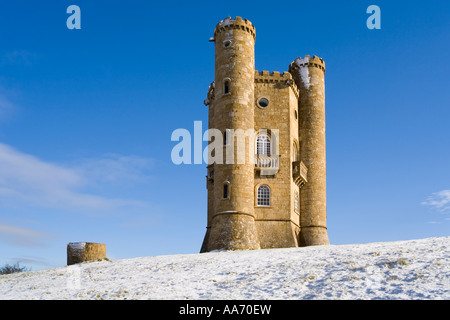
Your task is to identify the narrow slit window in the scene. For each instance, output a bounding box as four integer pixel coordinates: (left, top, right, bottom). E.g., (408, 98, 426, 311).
(293, 142, 299, 162)
(223, 184, 229, 199)
(224, 80, 229, 94)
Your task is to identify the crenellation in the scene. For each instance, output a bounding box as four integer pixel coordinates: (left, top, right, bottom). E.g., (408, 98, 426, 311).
(215, 16, 256, 40)
(254, 70, 298, 99)
(290, 55, 326, 74)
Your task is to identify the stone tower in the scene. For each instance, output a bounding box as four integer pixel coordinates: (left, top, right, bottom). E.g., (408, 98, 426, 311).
(201, 17, 260, 252)
(289, 56, 330, 246)
(201, 17, 329, 252)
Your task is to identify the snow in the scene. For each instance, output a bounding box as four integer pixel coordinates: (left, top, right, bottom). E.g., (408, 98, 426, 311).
(68, 242, 86, 251)
(218, 17, 233, 27)
(293, 57, 311, 89)
(1, 237, 449, 300)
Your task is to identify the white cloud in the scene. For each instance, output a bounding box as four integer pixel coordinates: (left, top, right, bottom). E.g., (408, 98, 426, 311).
(73, 154, 154, 186)
(0, 222, 51, 247)
(12, 255, 54, 268)
(421, 190, 450, 213)
(0, 143, 151, 213)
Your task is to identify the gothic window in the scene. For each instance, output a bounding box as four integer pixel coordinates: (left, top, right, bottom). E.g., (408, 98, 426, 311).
(256, 134, 271, 155)
(257, 185, 270, 206)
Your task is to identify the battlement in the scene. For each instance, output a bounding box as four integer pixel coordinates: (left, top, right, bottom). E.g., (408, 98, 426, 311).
(289, 55, 326, 74)
(255, 70, 295, 82)
(255, 70, 298, 96)
(214, 16, 256, 40)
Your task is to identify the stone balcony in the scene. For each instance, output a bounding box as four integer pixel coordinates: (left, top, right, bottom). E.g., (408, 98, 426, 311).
(255, 154, 279, 176)
(293, 161, 308, 187)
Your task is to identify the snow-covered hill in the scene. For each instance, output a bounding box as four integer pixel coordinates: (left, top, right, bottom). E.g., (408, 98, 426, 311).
(1, 237, 449, 300)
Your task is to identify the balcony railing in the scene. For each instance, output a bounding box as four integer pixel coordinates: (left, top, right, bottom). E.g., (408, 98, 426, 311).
(255, 154, 279, 175)
(293, 161, 308, 187)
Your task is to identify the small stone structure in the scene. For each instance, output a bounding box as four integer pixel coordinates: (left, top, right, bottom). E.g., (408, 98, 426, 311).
(67, 242, 106, 265)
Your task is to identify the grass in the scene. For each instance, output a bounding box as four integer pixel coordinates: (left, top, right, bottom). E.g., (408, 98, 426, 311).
(0, 263, 30, 275)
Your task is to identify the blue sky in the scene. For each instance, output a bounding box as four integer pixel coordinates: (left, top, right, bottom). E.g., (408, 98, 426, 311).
(0, 0, 449, 271)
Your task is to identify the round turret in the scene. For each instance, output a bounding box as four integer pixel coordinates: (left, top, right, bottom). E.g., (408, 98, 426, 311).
(289, 55, 330, 246)
(202, 17, 260, 252)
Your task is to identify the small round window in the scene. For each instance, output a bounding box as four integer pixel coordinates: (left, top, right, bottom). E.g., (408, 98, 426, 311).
(258, 98, 269, 108)
(223, 40, 231, 47)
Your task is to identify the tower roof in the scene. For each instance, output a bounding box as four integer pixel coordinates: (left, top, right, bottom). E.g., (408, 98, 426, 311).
(214, 16, 256, 40)
(289, 55, 326, 74)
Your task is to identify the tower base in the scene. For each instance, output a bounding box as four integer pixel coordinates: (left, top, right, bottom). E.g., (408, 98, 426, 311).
(255, 220, 299, 249)
(200, 227, 211, 253)
(299, 226, 329, 247)
(204, 212, 260, 252)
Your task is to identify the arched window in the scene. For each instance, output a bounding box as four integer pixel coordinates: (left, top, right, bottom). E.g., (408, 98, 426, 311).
(257, 185, 270, 206)
(223, 182, 230, 199)
(256, 134, 271, 155)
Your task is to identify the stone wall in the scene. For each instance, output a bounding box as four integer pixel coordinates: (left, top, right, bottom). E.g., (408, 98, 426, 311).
(67, 242, 106, 265)
(253, 71, 300, 248)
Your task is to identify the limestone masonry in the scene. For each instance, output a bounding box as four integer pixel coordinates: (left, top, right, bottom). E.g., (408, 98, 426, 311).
(201, 17, 329, 252)
(67, 242, 106, 265)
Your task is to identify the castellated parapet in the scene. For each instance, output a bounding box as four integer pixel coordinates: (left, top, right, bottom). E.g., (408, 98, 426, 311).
(201, 17, 329, 252)
(254, 71, 299, 99)
(289, 55, 326, 73)
(214, 16, 256, 40)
